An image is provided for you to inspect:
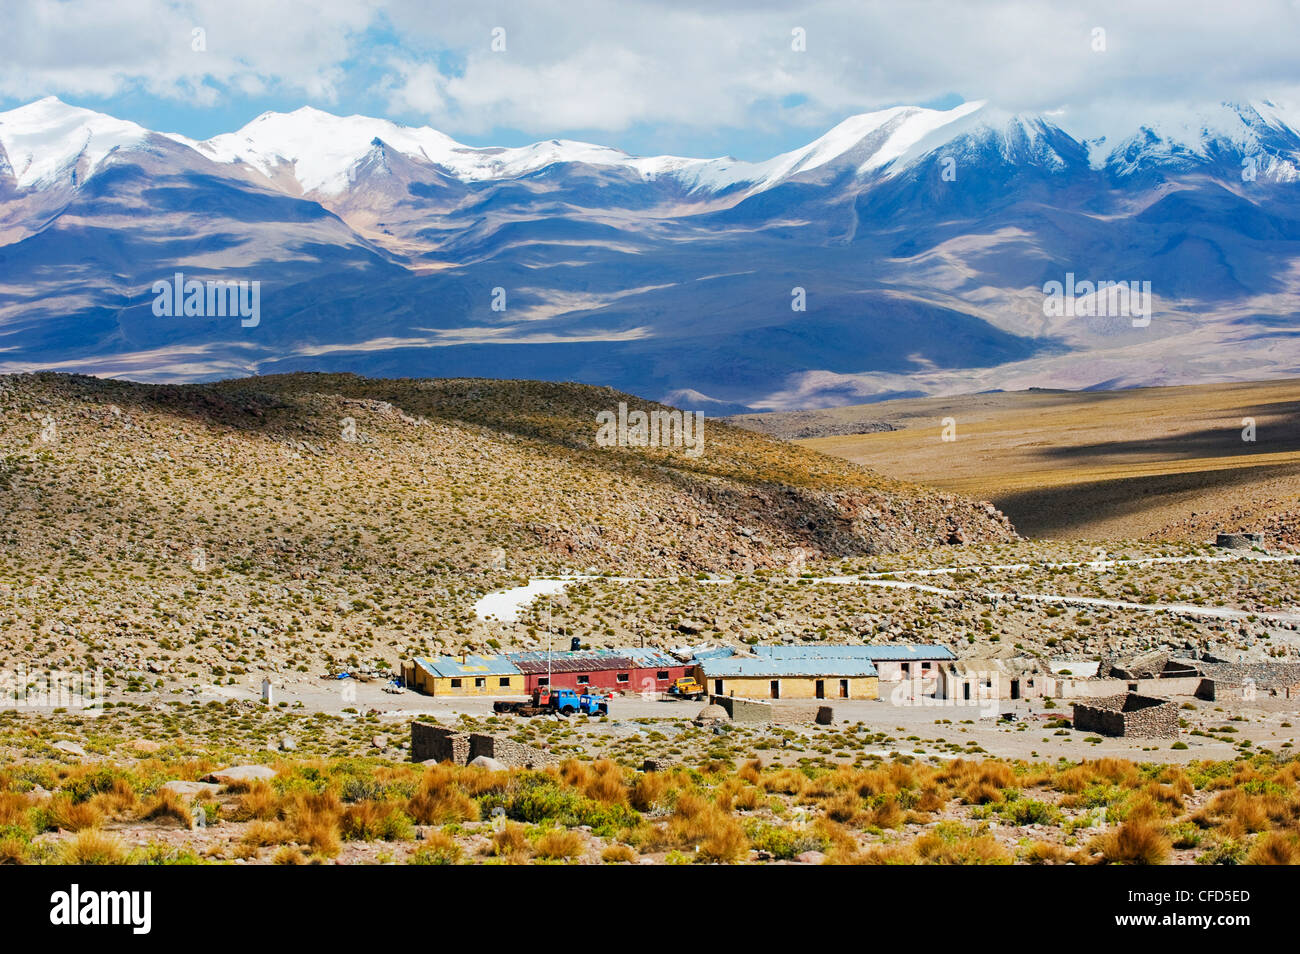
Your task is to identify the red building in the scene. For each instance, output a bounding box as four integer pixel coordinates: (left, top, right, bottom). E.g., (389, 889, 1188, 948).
(504, 649, 691, 695)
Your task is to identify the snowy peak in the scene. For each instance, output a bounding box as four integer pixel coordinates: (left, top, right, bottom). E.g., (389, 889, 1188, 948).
(1100, 101, 1300, 177)
(7, 96, 1300, 198)
(170, 106, 653, 195)
(0, 96, 150, 189)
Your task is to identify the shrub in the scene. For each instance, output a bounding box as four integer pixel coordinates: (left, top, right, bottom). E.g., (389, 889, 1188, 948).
(409, 831, 462, 865)
(139, 789, 194, 826)
(60, 829, 126, 865)
(407, 766, 478, 825)
(997, 799, 1060, 826)
(535, 828, 585, 861)
(241, 821, 291, 847)
(340, 801, 414, 841)
(40, 796, 102, 832)
(1246, 832, 1298, 865)
(601, 843, 637, 864)
(629, 772, 668, 812)
(1091, 820, 1170, 865)
(489, 822, 532, 861)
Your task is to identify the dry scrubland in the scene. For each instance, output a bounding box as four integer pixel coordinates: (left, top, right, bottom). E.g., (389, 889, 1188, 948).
(1, 372, 1298, 864)
(734, 379, 1300, 542)
(518, 550, 1300, 664)
(4, 716, 1300, 865)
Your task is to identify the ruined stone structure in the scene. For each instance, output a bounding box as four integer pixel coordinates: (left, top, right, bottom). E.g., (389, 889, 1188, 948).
(1195, 661, 1300, 700)
(1215, 532, 1263, 550)
(410, 721, 559, 768)
(1071, 693, 1179, 739)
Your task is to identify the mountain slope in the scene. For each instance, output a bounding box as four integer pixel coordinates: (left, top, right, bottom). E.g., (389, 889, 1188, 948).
(2, 97, 1300, 410)
(0, 371, 1016, 581)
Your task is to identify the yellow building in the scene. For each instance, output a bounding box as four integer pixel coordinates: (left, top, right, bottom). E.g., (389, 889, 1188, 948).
(698, 657, 880, 700)
(403, 655, 526, 696)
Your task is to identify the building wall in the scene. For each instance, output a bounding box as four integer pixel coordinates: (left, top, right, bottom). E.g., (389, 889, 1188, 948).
(405, 664, 525, 697)
(706, 675, 878, 700)
(521, 664, 690, 694)
(937, 670, 1050, 701)
(1053, 676, 1207, 700)
(875, 660, 942, 683)
(434, 673, 526, 696)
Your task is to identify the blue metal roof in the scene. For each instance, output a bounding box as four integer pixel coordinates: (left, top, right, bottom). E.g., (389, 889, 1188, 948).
(689, 646, 737, 661)
(414, 655, 523, 678)
(751, 644, 955, 661)
(700, 656, 878, 678)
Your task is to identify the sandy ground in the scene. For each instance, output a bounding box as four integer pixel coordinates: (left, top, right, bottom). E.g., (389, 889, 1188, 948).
(155, 674, 1297, 767)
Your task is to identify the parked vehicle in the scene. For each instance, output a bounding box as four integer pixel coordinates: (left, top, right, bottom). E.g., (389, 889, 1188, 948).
(493, 686, 610, 717)
(668, 676, 705, 700)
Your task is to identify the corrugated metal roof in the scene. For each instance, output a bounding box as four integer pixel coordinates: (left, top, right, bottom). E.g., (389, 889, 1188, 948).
(414, 655, 522, 678)
(621, 647, 682, 668)
(700, 657, 878, 678)
(751, 644, 955, 661)
(503, 648, 673, 675)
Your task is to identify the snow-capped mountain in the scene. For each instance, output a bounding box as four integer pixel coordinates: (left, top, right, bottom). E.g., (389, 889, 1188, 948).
(2, 95, 1300, 411)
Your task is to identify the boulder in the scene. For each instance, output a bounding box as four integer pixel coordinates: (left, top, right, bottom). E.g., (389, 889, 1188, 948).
(371, 734, 389, 749)
(202, 765, 277, 784)
(159, 780, 221, 800)
(468, 755, 506, 771)
(51, 740, 87, 757)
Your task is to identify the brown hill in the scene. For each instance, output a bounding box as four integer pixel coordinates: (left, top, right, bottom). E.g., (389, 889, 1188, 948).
(0, 372, 1014, 580)
(732, 380, 1300, 543)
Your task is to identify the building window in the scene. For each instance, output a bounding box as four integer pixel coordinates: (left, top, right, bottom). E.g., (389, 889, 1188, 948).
(499, 677, 511, 687)
(475, 677, 486, 688)
(450, 678, 462, 688)
(538, 677, 549, 687)
(617, 673, 629, 683)
(657, 671, 670, 680)
(577, 675, 589, 684)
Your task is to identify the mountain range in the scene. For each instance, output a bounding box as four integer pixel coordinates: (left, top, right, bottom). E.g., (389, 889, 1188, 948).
(2, 95, 1300, 412)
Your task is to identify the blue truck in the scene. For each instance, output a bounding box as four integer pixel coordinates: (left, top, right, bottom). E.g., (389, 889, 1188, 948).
(494, 686, 610, 717)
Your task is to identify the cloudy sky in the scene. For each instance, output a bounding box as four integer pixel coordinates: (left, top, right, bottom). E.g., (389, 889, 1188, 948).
(4, 0, 1300, 159)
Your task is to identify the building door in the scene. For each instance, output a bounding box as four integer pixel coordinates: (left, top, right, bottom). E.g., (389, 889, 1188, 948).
(1010, 679, 1020, 700)
(714, 679, 723, 695)
(815, 680, 825, 699)
(770, 680, 780, 699)
(839, 679, 849, 698)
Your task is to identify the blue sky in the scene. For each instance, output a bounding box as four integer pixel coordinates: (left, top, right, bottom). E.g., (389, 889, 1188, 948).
(4, 1, 1300, 160)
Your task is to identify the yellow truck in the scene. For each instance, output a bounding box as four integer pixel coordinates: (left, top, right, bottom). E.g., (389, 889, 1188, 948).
(668, 676, 705, 701)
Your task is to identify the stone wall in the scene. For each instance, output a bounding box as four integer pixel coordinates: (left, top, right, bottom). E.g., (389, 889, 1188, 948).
(710, 695, 773, 723)
(410, 721, 559, 769)
(1071, 693, 1179, 739)
(707, 695, 829, 724)
(468, 732, 559, 769)
(411, 722, 470, 764)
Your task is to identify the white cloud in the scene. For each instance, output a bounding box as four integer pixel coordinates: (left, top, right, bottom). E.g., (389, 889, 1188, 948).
(6, 0, 1300, 145)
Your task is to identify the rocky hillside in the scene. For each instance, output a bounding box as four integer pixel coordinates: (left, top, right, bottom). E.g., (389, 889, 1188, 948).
(0, 372, 1013, 690)
(0, 372, 1013, 578)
